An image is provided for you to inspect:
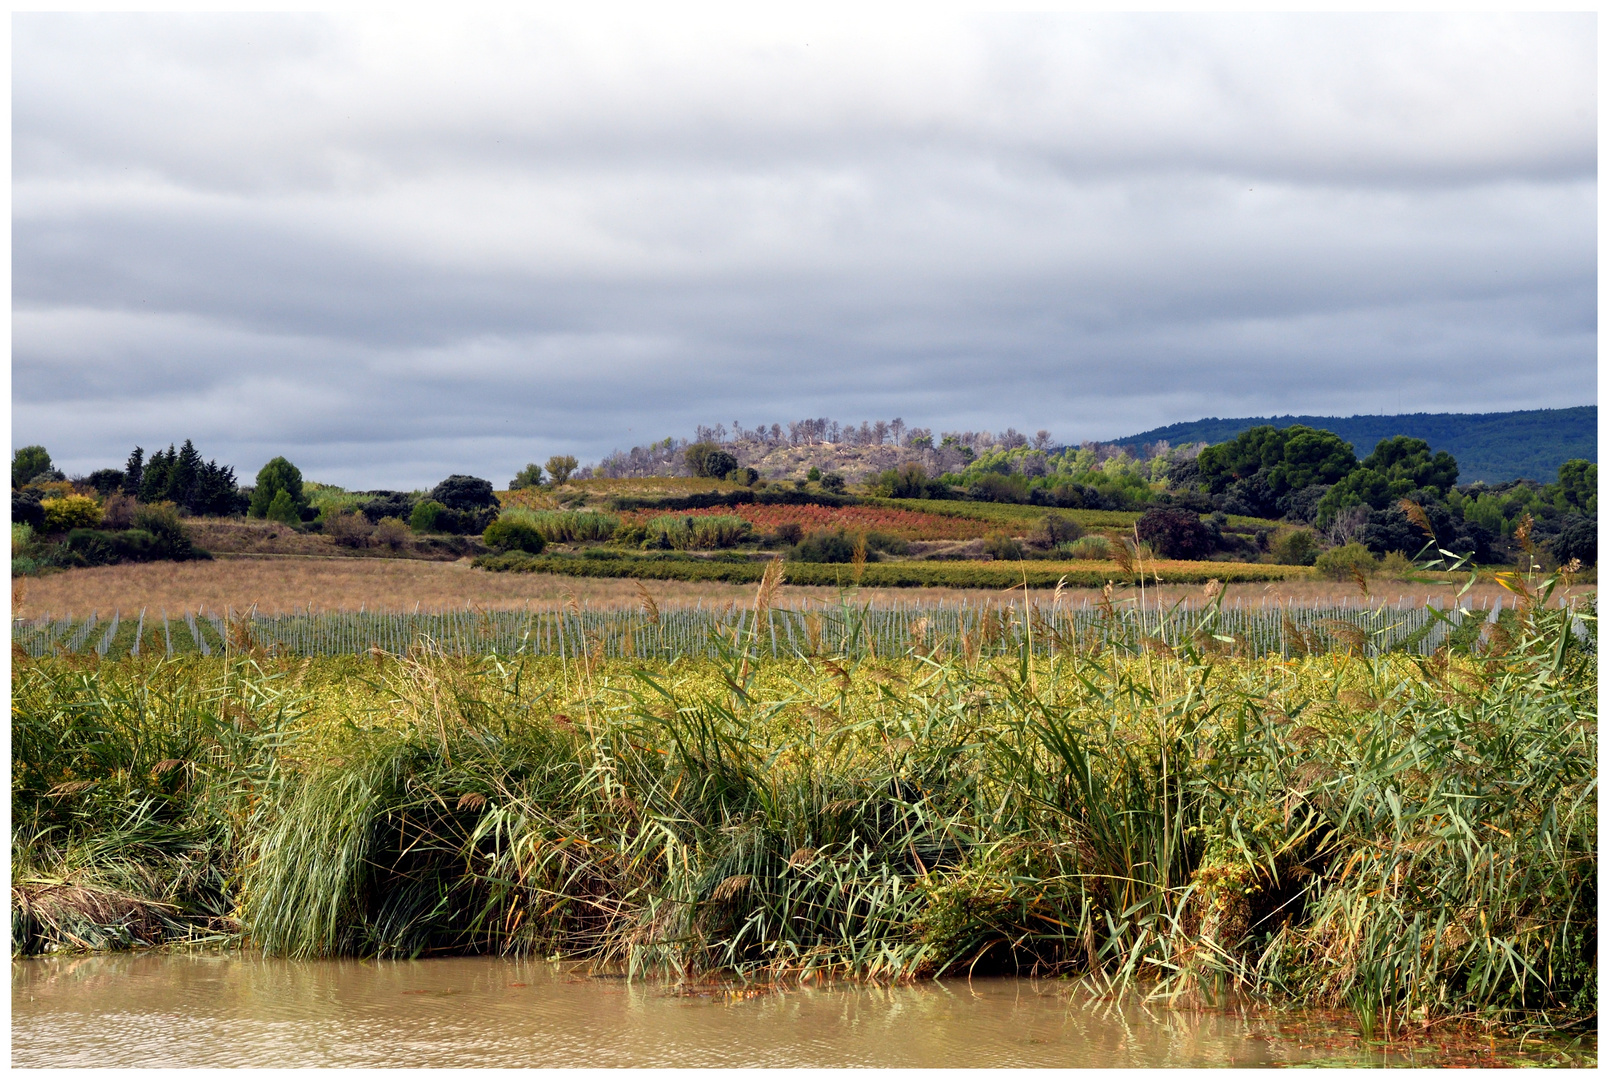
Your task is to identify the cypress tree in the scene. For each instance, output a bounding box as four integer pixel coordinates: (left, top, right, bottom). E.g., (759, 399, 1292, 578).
(189, 459, 240, 516)
(166, 439, 203, 506)
(140, 446, 176, 504)
(123, 447, 144, 496)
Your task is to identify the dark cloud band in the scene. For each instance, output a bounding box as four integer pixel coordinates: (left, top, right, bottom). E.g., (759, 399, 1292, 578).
(13, 13, 1596, 489)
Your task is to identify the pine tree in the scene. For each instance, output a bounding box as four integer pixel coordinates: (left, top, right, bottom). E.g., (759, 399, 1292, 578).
(11, 446, 52, 489)
(122, 446, 145, 496)
(249, 457, 305, 519)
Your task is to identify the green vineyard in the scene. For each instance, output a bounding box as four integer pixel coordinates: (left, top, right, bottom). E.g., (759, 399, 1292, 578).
(11, 595, 1586, 662)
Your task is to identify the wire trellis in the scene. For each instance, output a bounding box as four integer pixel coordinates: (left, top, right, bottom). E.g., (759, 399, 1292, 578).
(11, 594, 1591, 663)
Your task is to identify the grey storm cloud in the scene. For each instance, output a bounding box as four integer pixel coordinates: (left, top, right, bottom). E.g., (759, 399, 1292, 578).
(13, 12, 1596, 489)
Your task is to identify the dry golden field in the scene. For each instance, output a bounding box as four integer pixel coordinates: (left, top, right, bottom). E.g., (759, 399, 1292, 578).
(12, 554, 1591, 619)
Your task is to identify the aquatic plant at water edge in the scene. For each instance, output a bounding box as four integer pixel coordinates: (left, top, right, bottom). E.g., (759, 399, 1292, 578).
(10, 577, 1595, 1034)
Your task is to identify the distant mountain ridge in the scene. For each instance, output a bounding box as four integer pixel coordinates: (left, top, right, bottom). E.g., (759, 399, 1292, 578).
(1110, 406, 1596, 485)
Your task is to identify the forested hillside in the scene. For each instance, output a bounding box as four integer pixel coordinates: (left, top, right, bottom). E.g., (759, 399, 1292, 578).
(1113, 406, 1596, 484)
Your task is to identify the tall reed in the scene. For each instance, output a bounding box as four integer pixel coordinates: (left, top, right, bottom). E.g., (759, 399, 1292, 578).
(10, 578, 1595, 1032)
(502, 509, 620, 544)
(645, 514, 753, 550)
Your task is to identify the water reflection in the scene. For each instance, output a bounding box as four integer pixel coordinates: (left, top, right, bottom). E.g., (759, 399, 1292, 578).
(3, 953, 1525, 1068)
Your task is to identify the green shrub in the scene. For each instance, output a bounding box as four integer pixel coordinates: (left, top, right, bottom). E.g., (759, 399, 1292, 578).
(483, 517, 547, 554)
(1032, 513, 1084, 547)
(131, 502, 200, 560)
(983, 534, 1023, 561)
(432, 506, 499, 536)
(510, 463, 545, 490)
(1136, 507, 1213, 560)
(85, 468, 126, 497)
(726, 466, 759, 487)
(806, 466, 821, 482)
(613, 522, 648, 547)
(866, 530, 908, 556)
(359, 492, 417, 524)
(685, 442, 738, 479)
(788, 528, 857, 563)
(410, 500, 447, 533)
(130, 502, 179, 534)
(429, 475, 498, 512)
(266, 490, 302, 526)
(249, 457, 305, 519)
(12, 489, 45, 530)
(305, 483, 368, 518)
(875, 463, 950, 500)
(61, 527, 171, 566)
(1269, 528, 1319, 566)
(12, 522, 34, 551)
(1063, 535, 1111, 560)
(820, 472, 847, 494)
(46, 513, 200, 568)
(1552, 514, 1596, 568)
(1314, 542, 1378, 581)
(372, 517, 411, 549)
(966, 472, 1030, 503)
(63, 529, 119, 566)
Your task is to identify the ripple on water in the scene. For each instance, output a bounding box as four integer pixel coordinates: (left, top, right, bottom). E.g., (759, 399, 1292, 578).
(10, 953, 1589, 1068)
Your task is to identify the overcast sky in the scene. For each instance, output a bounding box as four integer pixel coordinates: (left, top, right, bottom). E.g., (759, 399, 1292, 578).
(13, 12, 1597, 489)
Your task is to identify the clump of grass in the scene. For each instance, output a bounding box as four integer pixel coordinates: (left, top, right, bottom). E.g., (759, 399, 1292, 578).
(11, 656, 301, 952)
(503, 509, 620, 544)
(645, 514, 753, 550)
(1063, 535, 1111, 560)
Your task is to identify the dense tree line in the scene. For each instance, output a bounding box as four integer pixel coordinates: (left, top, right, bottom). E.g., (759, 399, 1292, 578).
(1110, 406, 1596, 486)
(12, 415, 1597, 577)
(123, 442, 247, 516)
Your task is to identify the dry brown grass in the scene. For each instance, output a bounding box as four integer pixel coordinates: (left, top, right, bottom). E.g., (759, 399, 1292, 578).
(13, 556, 1593, 619)
(184, 519, 471, 561)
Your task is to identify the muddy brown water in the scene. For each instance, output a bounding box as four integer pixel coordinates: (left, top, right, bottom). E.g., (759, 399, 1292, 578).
(9, 953, 1586, 1068)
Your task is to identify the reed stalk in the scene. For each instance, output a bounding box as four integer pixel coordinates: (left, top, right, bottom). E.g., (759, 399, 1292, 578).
(10, 577, 1595, 1033)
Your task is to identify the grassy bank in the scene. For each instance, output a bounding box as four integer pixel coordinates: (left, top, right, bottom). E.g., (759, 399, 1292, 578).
(11, 579, 1595, 1034)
